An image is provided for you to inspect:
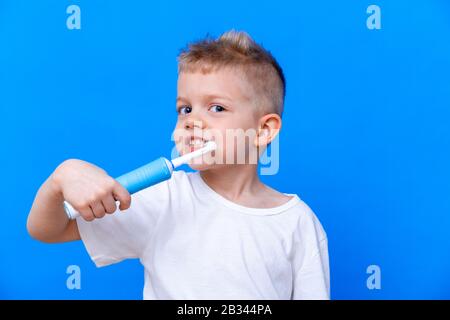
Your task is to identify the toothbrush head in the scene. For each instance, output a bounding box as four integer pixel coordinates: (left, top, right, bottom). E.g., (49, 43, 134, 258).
(171, 140, 217, 168)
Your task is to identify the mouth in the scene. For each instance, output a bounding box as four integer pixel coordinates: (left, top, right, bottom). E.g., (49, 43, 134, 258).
(186, 136, 211, 151)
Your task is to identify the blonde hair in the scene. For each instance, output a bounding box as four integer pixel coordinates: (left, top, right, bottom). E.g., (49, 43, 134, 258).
(178, 30, 286, 116)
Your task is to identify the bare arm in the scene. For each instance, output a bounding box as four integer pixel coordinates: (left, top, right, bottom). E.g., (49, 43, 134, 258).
(27, 174, 80, 243)
(27, 159, 131, 243)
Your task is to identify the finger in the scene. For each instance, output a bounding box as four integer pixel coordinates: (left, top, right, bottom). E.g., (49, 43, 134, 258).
(102, 193, 117, 214)
(77, 204, 95, 221)
(112, 183, 131, 210)
(90, 201, 106, 219)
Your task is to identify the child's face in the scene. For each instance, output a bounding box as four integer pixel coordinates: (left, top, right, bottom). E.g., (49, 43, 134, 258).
(174, 67, 263, 171)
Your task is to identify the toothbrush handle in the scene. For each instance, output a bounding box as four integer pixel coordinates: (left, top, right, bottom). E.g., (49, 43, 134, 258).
(64, 157, 173, 220)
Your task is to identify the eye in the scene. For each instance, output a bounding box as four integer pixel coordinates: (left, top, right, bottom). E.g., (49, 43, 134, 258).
(209, 105, 225, 112)
(178, 105, 192, 115)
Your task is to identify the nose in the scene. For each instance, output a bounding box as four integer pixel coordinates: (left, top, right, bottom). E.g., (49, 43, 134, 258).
(184, 112, 207, 130)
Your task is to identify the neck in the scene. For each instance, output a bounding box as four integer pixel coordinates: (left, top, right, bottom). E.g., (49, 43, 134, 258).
(200, 164, 262, 201)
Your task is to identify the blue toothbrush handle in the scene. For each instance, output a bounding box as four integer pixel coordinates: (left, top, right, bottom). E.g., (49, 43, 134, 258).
(64, 157, 173, 220)
(116, 157, 173, 194)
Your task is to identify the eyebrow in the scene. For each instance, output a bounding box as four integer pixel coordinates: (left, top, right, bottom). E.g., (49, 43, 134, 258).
(176, 96, 188, 103)
(176, 93, 234, 103)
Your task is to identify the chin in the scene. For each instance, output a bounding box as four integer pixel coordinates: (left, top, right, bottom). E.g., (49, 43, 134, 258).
(187, 162, 215, 171)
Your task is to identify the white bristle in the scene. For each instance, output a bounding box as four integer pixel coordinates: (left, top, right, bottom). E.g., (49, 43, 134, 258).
(171, 141, 217, 168)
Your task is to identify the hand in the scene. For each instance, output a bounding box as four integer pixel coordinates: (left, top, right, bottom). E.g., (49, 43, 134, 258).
(51, 159, 131, 221)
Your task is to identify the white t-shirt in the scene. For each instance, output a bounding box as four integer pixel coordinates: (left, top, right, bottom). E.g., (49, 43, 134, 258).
(77, 170, 330, 300)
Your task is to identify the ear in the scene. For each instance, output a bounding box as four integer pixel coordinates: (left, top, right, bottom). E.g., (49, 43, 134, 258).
(254, 113, 282, 147)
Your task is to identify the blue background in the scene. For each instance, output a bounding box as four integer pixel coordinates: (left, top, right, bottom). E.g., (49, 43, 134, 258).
(1, 0, 449, 299)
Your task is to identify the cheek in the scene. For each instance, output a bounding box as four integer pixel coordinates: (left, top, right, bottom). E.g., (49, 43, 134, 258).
(172, 123, 189, 154)
(232, 112, 258, 129)
(226, 117, 258, 145)
(211, 129, 257, 163)
(211, 114, 258, 145)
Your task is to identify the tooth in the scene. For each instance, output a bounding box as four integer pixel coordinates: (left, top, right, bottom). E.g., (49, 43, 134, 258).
(188, 138, 207, 147)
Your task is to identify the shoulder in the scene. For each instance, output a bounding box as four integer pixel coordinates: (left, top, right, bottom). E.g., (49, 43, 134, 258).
(287, 198, 328, 243)
(130, 170, 199, 213)
(136, 170, 192, 198)
(171, 169, 192, 183)
(262, 183, 327, 241)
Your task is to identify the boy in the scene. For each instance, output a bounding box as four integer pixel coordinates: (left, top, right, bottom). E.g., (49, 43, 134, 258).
(27, 30, 330, 299)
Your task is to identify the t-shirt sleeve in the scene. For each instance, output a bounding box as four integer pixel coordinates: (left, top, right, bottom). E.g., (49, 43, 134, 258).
(291, 203, 330, 300)
(76, 179, 171, 267)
